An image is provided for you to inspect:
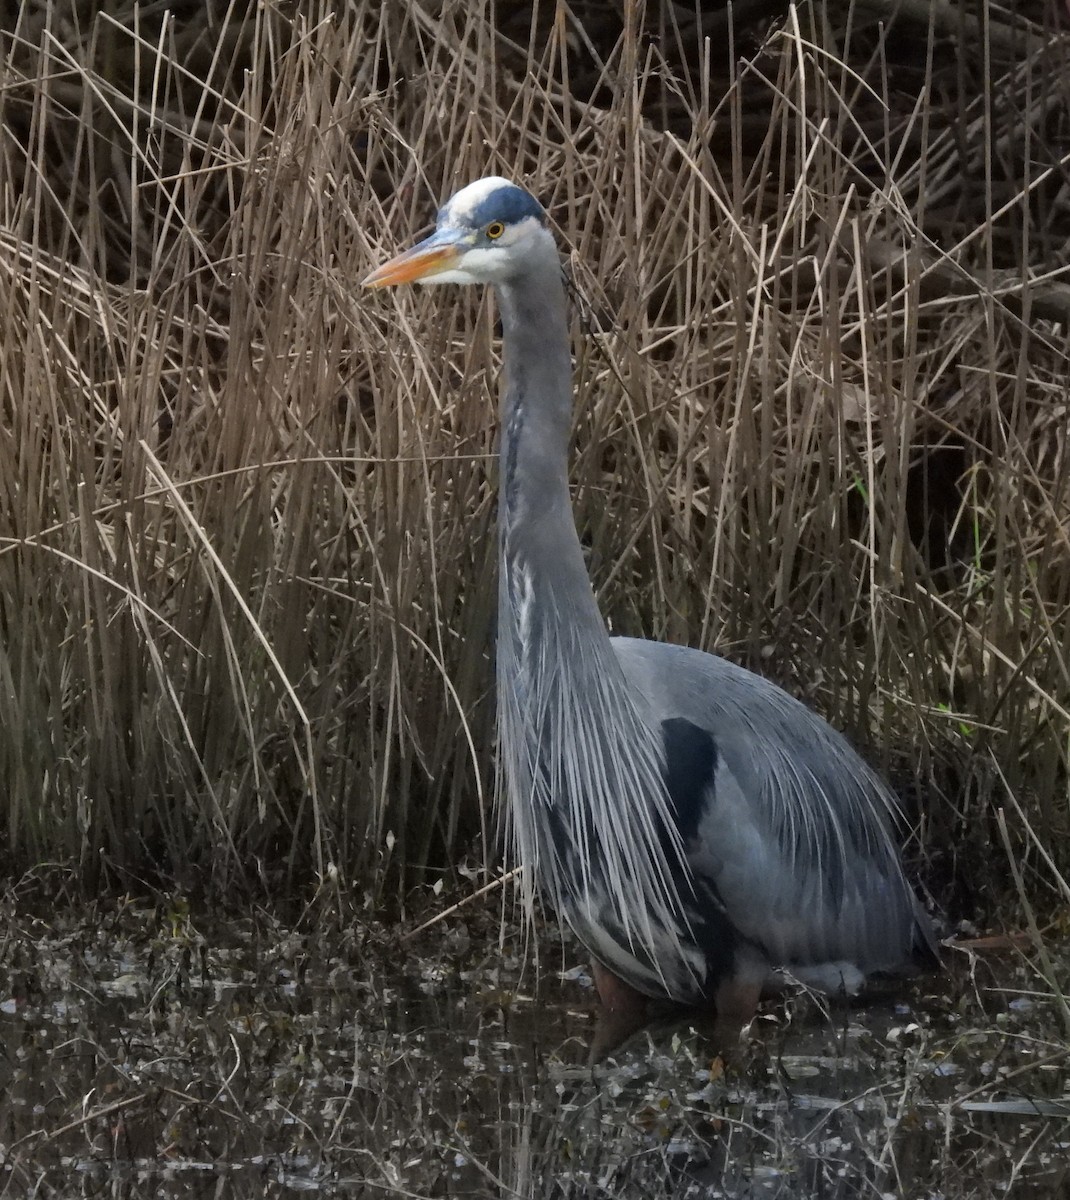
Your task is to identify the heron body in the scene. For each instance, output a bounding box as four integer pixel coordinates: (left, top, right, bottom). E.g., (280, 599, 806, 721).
(365, 177, 937, 1020)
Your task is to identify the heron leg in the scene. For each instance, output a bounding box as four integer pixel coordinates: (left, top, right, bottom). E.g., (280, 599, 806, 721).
(591, 959, 648, 1019)
(713, 977, 761, 1029)
(588, 960, 650, 1060)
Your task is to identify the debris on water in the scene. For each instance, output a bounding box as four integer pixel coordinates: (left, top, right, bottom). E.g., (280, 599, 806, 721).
(1, 895, 1067, 1198)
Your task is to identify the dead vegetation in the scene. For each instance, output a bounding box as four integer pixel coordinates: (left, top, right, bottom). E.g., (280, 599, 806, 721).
(0, 0, 1068, 936)
(1, 895, 1068, 1198)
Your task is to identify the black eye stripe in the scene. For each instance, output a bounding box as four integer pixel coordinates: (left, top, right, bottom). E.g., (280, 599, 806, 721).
(467, 185, 545, 229)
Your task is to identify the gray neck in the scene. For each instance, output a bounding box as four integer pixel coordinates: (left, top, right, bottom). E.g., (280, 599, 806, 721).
(494, 250, 604, 637)
(492, 241, 692, 972)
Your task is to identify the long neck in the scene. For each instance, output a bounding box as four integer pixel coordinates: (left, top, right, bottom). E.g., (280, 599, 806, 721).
(492, 249, 691, 973)
(494, 252, 605, 641)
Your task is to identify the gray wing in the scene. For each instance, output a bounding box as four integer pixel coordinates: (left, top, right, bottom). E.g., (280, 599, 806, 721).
(612, 636, 935, 977)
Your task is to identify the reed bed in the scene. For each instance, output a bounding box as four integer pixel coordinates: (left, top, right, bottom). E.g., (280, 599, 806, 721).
(0, 1, 1068, 924)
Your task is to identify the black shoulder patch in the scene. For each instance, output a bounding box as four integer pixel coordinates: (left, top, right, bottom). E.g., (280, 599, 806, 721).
(661, 717, 717, 843)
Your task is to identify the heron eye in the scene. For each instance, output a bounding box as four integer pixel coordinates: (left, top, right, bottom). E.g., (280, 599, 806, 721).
(485, 221, 505, 240)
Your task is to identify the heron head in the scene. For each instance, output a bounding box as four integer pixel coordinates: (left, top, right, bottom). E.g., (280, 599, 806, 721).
(362, 177, 552, 289)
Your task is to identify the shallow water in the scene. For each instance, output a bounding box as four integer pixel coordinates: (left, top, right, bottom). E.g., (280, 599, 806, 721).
(1, 901, 1067, 1198)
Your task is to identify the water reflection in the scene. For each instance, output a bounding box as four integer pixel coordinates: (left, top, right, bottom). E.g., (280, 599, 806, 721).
(0, 903, 1067, 1197)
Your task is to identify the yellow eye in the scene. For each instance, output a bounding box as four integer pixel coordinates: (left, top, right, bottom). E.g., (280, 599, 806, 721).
(486, 221, 505, 240)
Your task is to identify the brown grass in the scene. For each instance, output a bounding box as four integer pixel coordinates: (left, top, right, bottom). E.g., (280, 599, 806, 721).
(1, 1, 1068, 921)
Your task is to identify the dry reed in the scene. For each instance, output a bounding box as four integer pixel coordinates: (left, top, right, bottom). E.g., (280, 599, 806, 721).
(0, 1, 1068, 925)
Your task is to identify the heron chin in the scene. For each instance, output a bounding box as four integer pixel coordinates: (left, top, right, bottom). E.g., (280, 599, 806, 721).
(364, 176, 938, 1032)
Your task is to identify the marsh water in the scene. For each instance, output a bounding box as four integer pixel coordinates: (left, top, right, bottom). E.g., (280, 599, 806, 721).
(1, 899, 1067, 1198)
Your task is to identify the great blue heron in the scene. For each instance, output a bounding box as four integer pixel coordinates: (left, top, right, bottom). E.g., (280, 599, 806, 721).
(364, 177, 937, 1028)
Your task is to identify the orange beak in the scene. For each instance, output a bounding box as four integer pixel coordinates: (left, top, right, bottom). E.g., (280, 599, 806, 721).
(362, 230, 468, 288)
